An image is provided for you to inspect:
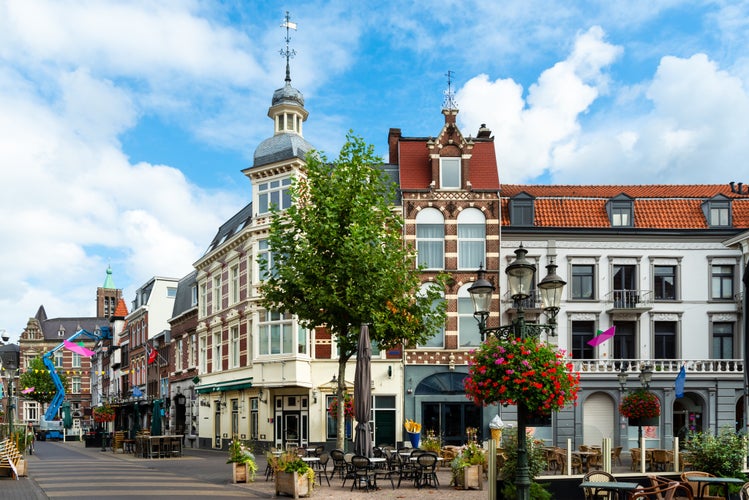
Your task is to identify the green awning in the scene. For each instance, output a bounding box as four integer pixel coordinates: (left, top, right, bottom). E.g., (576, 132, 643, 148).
(195, 377, 253, 394)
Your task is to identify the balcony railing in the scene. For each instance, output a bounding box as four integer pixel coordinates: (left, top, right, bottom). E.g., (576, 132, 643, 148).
(571, 358, 744, 375)
(502, 289, 542, 310)
(604, 289, 653, 313)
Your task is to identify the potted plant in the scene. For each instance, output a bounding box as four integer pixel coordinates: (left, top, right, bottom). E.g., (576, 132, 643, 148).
(226, 436, 257, 483)
(421, 429, 442, 454)
(274, 451, 315, 498)
(450, 442, 486, 490)
(464, 336, 580, 414)
(619, 389, 661, 426)
(499, 428, 551, 500)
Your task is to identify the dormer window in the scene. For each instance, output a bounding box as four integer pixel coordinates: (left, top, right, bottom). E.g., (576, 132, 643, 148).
(440, 157, 461, 189)
(606, 195, 634, 227)
(702, 195, 731, 227)
(57, 325, 66, 337)
(509, 192, 535, 226)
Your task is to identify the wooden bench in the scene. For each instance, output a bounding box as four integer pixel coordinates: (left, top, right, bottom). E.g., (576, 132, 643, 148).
(0, 438, 23, 479)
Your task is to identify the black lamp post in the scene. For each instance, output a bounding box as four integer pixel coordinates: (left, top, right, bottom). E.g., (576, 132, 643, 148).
(618, 364, 653, 444)
(468, 246, 566, 500)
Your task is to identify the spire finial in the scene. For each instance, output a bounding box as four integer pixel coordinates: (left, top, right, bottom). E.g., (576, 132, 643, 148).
(443, 70, 458, 111)
(280, 11, 297, 84)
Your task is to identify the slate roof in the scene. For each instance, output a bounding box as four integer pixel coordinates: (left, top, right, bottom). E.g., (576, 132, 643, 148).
(253, 133, 314, 169)
(36, 315, 111, 341)
(500, 184, 749, 229)
(171, 270, 198, 319)
(204, 202, 252, 255)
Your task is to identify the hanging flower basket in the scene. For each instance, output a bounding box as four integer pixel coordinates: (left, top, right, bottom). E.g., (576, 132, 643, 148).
(328, 394, 354, 419)
(464, 336, 580, 415)
(93, 404, 116, 423)
(619, 389, 660, 419)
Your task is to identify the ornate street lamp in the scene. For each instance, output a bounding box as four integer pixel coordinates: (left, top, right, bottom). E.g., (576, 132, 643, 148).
(619, 364, 654, 444)
(468, 246, 566, 500)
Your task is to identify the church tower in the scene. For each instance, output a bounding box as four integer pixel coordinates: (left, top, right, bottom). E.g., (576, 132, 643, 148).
(96, 265, 123, 318)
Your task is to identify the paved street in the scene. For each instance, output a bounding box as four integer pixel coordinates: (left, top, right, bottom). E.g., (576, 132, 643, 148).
(1, 440, 491, 499)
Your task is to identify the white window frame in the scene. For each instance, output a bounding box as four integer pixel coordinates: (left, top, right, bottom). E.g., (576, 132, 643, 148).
(199, 335, 208, 373)
(415, 208, 444, 270)
(230, 325, 240, 369)
(200, 283, 208, 317)
(71, 376, 81, 394)
(439, 157, 461, 189)
(258, 177, 292, 215)
(212, 331, 222, 373)
(258, 239, 275, 280)
(213, 276, 222, 313)
(175, 338, 183, 372)
(458, 284, 482, 347)
(72, 352, 81, 368)
(258, 311, 301, 356)
(230, 264, 240, 304)
(418, 283, 445, 348)
(457, 208, 486, 270)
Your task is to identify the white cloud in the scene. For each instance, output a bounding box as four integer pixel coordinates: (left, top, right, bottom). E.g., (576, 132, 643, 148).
(457, 24, 749, 185)
(457, 26, 622, 182)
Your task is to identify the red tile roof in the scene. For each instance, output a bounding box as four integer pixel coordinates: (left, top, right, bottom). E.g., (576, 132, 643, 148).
(398, 140, 499, 190)
(113, 298, 129, 318)
(501, 184, 749, 229)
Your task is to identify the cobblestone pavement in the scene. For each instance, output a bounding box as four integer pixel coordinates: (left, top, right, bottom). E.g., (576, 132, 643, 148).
(1, 440, 492, 500)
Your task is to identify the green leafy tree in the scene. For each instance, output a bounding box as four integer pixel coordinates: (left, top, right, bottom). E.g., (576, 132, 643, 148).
(18, 357, 69, 407)
(260, 132, 447, 450)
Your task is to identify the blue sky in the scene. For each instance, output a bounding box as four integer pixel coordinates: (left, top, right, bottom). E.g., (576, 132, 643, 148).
(2, 0, 749, 341)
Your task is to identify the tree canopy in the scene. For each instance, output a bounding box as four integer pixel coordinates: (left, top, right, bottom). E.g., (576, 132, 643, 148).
(259, 132, 446, 449)
(18, 357, 69, 406)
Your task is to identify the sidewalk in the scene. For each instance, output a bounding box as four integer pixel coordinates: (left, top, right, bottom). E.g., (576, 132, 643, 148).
(2, 440, 492, 499)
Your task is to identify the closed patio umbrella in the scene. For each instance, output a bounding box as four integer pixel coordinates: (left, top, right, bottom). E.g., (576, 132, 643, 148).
(353, 323, 372, 457)
(62, 401, 73, 429)
(151, 400, 162, 436)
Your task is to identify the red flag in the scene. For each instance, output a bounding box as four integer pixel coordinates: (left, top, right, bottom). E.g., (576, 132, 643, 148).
(147, 344, 157, 364)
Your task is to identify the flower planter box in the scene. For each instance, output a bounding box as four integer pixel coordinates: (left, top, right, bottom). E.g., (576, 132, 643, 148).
(232, 462, 250, 483)
(455, 464, 483, 490)
(629, 416, 659, 427)
(275, 470, 312, 498)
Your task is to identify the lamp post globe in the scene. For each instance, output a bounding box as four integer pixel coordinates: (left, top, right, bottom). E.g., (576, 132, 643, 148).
(504, 246, 535, 300)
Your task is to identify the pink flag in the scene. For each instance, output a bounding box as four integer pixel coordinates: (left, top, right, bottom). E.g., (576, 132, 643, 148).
(21, 387, 35, 394)
(587, 326, 616, 347)
(63, 339, 95, 357)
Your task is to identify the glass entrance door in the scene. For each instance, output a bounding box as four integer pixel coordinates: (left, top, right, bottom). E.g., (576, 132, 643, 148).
(422, 402, 482, 446)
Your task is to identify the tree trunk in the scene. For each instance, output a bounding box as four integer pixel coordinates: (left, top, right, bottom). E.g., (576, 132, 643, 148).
(335, 359, 347, 451)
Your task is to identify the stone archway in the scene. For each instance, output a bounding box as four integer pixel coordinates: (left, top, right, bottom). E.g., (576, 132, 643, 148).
(674, 392, 705, 441)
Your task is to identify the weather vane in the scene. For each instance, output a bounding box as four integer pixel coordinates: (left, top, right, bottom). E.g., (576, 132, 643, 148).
(443, 70, 458, 110)
(280, 11, 297, 83)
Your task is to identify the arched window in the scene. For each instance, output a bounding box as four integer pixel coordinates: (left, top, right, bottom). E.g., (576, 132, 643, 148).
(416, 208, 444, 270)
(418, 283, 445, 348)
(457, 284, 481, 347)
(457, 208, 485, 270)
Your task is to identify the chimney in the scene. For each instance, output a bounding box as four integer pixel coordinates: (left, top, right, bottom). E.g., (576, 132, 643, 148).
(388, 128, 402, 164)
(477, 123, 492, 138)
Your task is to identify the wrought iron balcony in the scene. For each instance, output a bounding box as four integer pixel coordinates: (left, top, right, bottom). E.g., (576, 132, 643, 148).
(604, 289, 653, 313)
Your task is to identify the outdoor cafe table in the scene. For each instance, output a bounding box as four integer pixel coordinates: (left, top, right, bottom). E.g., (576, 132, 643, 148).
(135, 435, 183, 458)
(683, 475, 745, 499)
(578, 481, 641, 500)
